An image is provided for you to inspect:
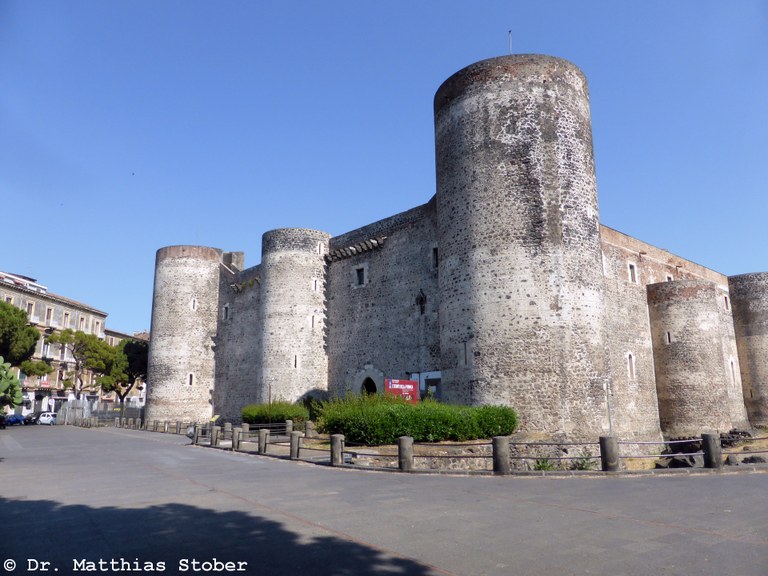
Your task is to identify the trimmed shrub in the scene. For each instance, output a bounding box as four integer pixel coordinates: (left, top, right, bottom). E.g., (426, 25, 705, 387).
(241, 401, 309, 425)
(316, 395, 517, 445)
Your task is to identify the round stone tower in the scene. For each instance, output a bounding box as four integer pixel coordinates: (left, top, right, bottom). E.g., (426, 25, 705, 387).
(146, 246, 222, 423)
(258, 228, 330, 403)
(434, 55, 611, 437)
(728, 272, 768, 427)
(647, 280, 748, 437)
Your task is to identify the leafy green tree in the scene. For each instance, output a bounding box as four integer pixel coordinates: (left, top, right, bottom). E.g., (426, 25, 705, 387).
(19, 359, 53, 379)
(0, 356, 24, 409)
(98, 339, 148, 415)
(0, 300, 40, 365)
(46, 329, 110, 399)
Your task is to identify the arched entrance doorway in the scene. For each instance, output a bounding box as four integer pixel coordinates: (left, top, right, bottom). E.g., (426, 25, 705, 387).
(361, 377, 377, 395)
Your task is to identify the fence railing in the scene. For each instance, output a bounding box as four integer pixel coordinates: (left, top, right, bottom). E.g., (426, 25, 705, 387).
(75, 415, 768, 475)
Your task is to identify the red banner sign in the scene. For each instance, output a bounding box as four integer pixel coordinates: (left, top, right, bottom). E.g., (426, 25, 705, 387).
(384, 379, 419, 404)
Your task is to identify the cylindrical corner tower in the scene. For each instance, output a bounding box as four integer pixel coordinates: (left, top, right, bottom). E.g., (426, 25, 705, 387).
(729, 272, 768, 427)
(146, 245, 222, 423)
(434, 55, 611, 437)
(647, 280, 748, 437)
(258, 228, 330, 403)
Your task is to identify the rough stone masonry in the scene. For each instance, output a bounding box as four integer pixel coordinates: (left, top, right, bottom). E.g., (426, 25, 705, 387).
(146, 54, 768, 442)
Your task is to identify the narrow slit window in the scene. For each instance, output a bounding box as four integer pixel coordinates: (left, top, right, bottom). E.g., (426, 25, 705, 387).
(628, 263, 637, 284)
(432, 247, 439, 268)
(188, 373, 194, 386)
(730, 360, 736, 386)
(666, 331, 672, 344)
(355, 267, 365, 286)
(666, 275, 673, 282)
(627, 353, 636, 380)
(223, 305, 229, 320)
(293, 355, 298, 369)
(724, 296, 730, 310)
(191, 298, 197, 311)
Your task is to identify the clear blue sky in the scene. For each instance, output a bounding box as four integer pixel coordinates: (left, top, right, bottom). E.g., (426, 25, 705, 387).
(2, 1, 766, 335)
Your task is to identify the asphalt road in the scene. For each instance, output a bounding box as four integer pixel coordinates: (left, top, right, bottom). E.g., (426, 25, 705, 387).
(1, 425, 766, 576)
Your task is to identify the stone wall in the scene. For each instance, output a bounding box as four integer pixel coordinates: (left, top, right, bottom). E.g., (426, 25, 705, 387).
(146, 246, 221, 423)
(434, 54, 610, 438)
(213, 263, 262, 422)
(258, 228, 330, 403)
(326, 201, 440, 396)
(647, 280, 748, 437)
(729, 272, 768, 427)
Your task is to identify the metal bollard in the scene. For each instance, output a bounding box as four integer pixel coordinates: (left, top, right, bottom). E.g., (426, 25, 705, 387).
(331, 434, 345, 466)
(702, 433, 723, 469)
(290, 431, 302, 460)
(492, 436, 511, 475)
(258, 428, 269, 454)
(398, 436, 414, 472)
(599, 436, 620, 472)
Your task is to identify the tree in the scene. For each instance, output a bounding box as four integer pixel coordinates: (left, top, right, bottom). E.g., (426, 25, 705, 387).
(46, 329, 109, 399)
(0, 356, 24, 409)
(0, 300, 40, 365)
(98, 339, 148, 415)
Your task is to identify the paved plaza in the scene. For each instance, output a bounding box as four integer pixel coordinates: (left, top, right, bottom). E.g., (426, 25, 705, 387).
(1, 425, 767, 575)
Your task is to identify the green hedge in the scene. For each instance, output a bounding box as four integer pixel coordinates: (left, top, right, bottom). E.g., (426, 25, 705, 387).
(316, 395, 517, 445)
(241, 401, 309, 425)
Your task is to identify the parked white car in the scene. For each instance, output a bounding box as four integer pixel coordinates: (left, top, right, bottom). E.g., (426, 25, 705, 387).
(38, 412, 56, 425)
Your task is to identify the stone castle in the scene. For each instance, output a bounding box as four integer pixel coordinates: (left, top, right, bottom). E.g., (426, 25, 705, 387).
(146, 55, 767, 441)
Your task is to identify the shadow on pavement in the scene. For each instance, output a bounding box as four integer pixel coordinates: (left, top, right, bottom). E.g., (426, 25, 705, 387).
(2, 496, 441, 576)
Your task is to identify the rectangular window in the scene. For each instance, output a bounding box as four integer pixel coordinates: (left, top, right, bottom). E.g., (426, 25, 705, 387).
(432, 247, 439, 269)
(63, 312, 70, 328)
(95, 320, 101, 335)
(628, 263, 637, 284)
(46, 307, 53, 325)
(27, 302, 34, 316)
(5, 296, 12, 304)
(79, 316, 85, 331)
(355, 267, 365, 286)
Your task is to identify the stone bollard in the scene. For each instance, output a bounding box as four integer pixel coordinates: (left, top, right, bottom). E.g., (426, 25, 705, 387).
(285, 420, 293, 435)
(224, 422, 232, 440)
(175, 421, 182, 434)
(211, 425, 221, 447)
(115, 417, 120, 428)
(290, 431, 302, 460)
(233, 428, 242, 451)
(702, 433, 723, 469)
(305, 420, 317, 438)
(599, 436, 620, 472)
(241, 423, 250, 435)
(136, 419, 142, 430)
(492, 436, 511, 475)
(331, 434, 345, 466)
(258, 428, 270, 454)
(163, 421, 169, 433)
(398, 436, 414, 472)
(193, 425, 201, 445)
(128, 418, 134, 429)
(153, 420, 159, 432)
